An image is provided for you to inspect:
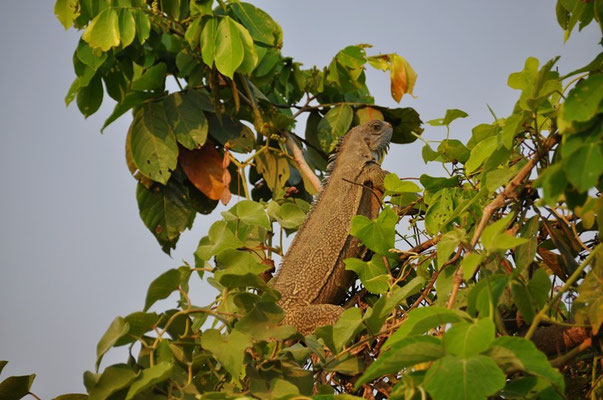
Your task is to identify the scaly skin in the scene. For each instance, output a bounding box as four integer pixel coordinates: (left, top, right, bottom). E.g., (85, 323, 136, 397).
(271, 120, 393, 334)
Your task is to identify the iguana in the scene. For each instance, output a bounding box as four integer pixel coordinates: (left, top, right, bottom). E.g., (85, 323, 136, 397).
(272, 120, 393, 334)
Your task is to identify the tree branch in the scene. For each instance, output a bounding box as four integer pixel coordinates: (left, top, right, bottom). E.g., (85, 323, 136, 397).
(470, 134, 558, 247)
(283, 130, 323, 193)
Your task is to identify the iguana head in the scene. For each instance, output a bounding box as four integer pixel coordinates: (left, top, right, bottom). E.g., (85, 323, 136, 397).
(326, 120, 393, 174)
(345, 119, 393, 162)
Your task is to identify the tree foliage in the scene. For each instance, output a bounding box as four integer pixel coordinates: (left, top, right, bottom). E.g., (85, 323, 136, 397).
(2, 0, 602, 399)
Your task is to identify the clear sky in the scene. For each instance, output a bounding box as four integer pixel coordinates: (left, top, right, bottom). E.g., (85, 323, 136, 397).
(0, 1, 599, 397)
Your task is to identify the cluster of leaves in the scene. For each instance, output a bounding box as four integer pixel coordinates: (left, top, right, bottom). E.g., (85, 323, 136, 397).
(2, 0, 599, 399)
(54, 0, 420, 254)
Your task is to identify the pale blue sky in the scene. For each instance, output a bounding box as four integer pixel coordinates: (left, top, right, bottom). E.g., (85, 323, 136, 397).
(0, 1, 599, 397)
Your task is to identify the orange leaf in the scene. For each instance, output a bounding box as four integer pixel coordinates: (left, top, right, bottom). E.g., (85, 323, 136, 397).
(356, 107, 385, 124)
(389, 54, 417, 103)
(180, 145, 229, 202)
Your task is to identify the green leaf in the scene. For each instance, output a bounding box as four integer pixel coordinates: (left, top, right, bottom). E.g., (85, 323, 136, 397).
(116, 312, 159, 346)
(355, 336, 444, 388)
(118, 9, 136, 48)
(332, 308, 364, 351)
(345, 255, 390, 294)
(500, 113, 526, 149)
(350, 206, 397, 256)
(201, 18, 218, 66)
(195, 220, 244, 261)
(467, 274, 509, 317)
(163, 91, 209, 149)
(201, 329, 252, 380)
(427, 109, 468, 126)
(88, 364, 137, 400)
(437, 139, 470, 163)
(573, 255, 602, 334)
(207, 113, 255, 153)
(481, 214, 528, 252)
(317, 105, 354, 153)
(465, 136, 498, 174)
(267, 201, 307, 229)
(136, 179, 194, 252)
(185, 17, 202, 49)
(488, 336, 564, 391)
(214, 17, 244, 78)
(424, 189, 454, 235)
(76, 75, 103, 118)
(231, 2, 280, 46)
(144, 269, 181, 311)
(231, 19, 258, 74)
(55, 0, 80, 29)
(384, 173, 421, 194)
(82, 8, 120, 51)
(214, 249, 268, 289)
(420, 175, 461, 193)
(125, 362, 173, 400)
(96, 317, 129, 370)
(322, 354, 364, 376)
(235, 301, 296, 341)
(461, 252, 483, 278)
(133, 9, 150, 44)
(436, 229, 465, 269)
(443, 318, 495, 357)
(221, 200, 270, 229)
(563, 141, 603, 192)
(102, 91, 158, 132)
(131, 63, 167, 91)
(129, 103, 178, 184)
(380, 107, 424, 144)
(383, 306, 471, 350)
(363, 276, 425, 333)
(423, 355, 506, 400)
(0, 374, 35, 400)
(76, 41, 107, 71)
(538, 163, 568, 204)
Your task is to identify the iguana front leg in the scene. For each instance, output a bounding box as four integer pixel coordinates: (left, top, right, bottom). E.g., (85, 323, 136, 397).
(362, 161, 388, 192)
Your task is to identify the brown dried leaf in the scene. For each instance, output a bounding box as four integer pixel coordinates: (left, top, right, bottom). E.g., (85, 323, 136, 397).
(180, 145, 229, 202)
(537, 247, 566, 279)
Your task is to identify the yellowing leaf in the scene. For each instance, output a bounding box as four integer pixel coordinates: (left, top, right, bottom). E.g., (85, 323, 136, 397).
(54, 0, 80, 30)
(82, 8, 120, 51)
(356, 107, 384, 124)
(180, 145, 231, 203)
(390, 54, 417, 102)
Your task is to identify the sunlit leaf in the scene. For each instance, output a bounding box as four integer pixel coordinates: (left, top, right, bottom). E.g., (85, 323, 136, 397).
(423, 355, 506, 400)
(214, 17, 244, 78)
(355, 336, 444, 388)
(82, 8, 120, 51)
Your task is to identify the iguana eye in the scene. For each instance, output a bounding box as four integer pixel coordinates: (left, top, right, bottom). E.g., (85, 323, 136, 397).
(370, 121, 382, 132)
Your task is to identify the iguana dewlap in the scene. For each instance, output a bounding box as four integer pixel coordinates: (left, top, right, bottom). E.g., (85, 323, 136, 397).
(272, 120, 393, 335)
